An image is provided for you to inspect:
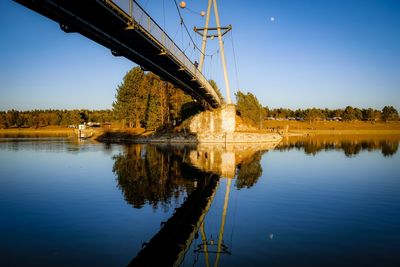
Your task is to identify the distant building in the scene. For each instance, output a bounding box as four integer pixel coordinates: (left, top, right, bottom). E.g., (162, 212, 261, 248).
(333, 117, 342, 121)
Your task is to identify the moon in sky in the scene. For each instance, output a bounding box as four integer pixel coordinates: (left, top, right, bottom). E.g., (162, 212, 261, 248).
(270, 16, 275, 22)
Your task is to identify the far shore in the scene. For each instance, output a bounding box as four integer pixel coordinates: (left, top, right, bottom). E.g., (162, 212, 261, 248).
(0, 126, 76, 135)
(264, 120, 400, 136)
(1, 121, 400, 141)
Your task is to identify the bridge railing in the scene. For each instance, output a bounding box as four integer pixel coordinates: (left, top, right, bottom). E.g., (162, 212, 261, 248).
(110, 0, 221, 105)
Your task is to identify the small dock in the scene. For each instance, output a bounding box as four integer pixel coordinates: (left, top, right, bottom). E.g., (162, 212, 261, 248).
(75, 124, 94, 139)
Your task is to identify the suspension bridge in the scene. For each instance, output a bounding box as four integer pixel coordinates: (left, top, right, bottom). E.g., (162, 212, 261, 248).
(14, 0, 232, 109)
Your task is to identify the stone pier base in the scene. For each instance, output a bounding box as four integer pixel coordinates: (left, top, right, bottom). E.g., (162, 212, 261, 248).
(190, 104, 236, 134)
(189, 104, 282, 143)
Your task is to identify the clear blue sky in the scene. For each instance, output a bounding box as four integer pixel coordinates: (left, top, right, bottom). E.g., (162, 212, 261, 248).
(1, 0, 399, 111)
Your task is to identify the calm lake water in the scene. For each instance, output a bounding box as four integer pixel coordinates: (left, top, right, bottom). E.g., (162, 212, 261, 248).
(1, 135, 399, 267)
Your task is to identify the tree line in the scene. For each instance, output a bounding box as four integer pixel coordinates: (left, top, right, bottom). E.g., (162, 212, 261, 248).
(1, 66, 398, 130)
(0, 67, 216, 130)
(0, 109, 113, 128)
(264, 106, 399, 122)
(235, 91, 399, 126)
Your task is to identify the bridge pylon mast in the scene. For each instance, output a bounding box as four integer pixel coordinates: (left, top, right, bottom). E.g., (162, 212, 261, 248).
(194, 0, 232, 104)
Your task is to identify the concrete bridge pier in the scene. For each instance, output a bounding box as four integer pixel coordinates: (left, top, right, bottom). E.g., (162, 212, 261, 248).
(189, 104, 283, 144)
(189, 104, 236, 142)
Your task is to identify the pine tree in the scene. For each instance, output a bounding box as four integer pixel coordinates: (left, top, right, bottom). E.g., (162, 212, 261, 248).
(112, 67, 148, 128)
(113, 67, 194, 129)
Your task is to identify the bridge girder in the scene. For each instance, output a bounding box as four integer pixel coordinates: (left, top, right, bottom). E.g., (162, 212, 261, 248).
(14, 0, 221, 110)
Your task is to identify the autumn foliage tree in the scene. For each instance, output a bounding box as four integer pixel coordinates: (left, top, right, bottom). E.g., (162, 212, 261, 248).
(382, 106, 399, 122)
(235, 91, 265, 128)
(113, 67, 147, 128)
(304, 108, 325, 122)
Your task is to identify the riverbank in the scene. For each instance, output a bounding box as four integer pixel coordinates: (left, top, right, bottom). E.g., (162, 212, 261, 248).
(96, 129, 197, 144)
(2, 120, 400, 142)
(96, 130, 282, 144)
(0, 126, 75, 136)
(0, 126, 104, 138)
(264, 120, 400, 136)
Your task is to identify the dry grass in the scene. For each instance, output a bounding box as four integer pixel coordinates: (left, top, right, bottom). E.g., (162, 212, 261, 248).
(0, 126, 75, 135)
(0, 126, 106, 138)
(264, 120, 400, 135)
(2, 121, 400, 139)
(282, 133, 400, 143)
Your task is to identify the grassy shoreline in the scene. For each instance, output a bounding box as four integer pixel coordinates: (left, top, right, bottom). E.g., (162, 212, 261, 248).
(1, 121, 400, 139)
(0, 126, 75, 135)
(264, 120, 400, 135)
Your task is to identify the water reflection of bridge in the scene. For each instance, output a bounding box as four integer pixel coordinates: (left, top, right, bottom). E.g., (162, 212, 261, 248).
(112, 142, 279, 266)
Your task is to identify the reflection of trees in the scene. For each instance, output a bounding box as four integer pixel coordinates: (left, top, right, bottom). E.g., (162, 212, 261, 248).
(114, 143, 270, 208)
(113, 145, 195, 210)
(277, 138, 399, 157)
(341, 141, 362, 157)
(303, 141, 321, 156)
(235, 151, 263, 189)
(381, 141, 399, 157)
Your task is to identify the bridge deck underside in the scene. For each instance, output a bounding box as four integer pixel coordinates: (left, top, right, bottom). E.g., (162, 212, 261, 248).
(15, 0, 221, 109)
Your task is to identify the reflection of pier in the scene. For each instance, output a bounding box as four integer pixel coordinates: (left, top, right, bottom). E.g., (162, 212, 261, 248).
(128, 170, 219, 267)
(125, 143, 278, 267)
(186, 142, 280, 178)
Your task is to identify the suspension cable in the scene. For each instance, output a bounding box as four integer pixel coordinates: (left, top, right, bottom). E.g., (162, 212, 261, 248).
(185, 6, 203, 16)
(172, 0, 218, 58)
(172, 20, 181, 41)
(230, 30, 240, 92)
(209, 54, 213, 80)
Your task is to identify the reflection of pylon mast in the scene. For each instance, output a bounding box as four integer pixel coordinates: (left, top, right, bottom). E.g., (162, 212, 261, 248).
(195, 179, 232, 266)
(214, 178, 231, 267)
(194, 0, 232, 104)
(200, 223, 211, 267)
